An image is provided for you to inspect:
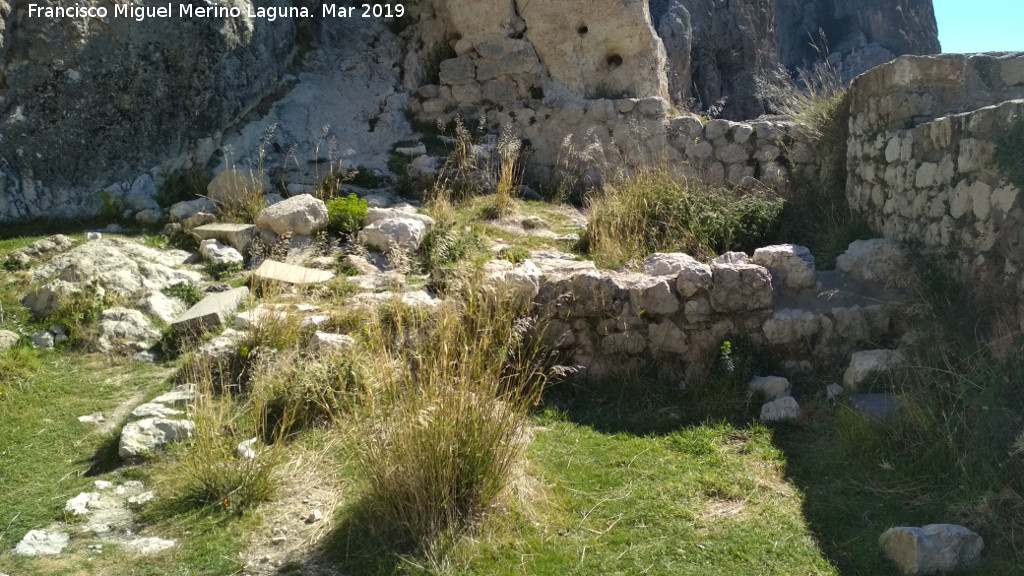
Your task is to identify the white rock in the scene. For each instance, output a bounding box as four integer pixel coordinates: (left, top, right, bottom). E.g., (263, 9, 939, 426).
(307, 332, 356, 354)
(642, 252, 703, 277)
(14, 530, 70, 556)
(96, 307, 161, 353)
(237, 437, 258, 459)
(843, 349, 904, 390)
(880, 524, 984, 575)
(118, 418, 196, 459)
(408, 155, 440, 179)
(760, 396, 800, 422)
(255, 194, 328, 236)
(168, 198, 216, 222)
(363, 206, 435, 227)
(198, 239, 244, 265)
(749, 376, 792, 400)
(131, 402, 184, 419)
(86, 232, 103, 241)
(763, 309, 825, 345)
(65, 492, 101, 515)
(151, 385, 197, 407)
(713, 251, 750, 265)
(360, 217, 429, 252)
(78, 413, 106, 424)
(710, 261, 773, 313)
(137, 290, 186, 323)
(837, 239, 910, 286)
(752, 244, 816, 291)
(826, 383, 845, 400)
(0, 329, 18, 351)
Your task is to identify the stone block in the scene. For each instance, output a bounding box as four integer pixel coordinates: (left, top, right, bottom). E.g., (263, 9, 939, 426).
(191, 223, 258, 253)
(171, 287, 249, 336)
(252, 260, 335, 287)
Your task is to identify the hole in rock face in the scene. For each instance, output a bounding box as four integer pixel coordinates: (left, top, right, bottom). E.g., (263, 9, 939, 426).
(577, 25, 589, 35)
(606, 54, 623, 69)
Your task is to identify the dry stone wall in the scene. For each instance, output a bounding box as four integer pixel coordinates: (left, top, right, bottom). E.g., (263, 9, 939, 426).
(846, 53, 1024, 324)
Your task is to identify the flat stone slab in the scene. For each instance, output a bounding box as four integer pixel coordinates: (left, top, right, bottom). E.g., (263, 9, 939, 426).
(191, 223, 258, 253)
(170, 287, 249, 336)
(851, 393, 899, 421)
(14, 530, 69, 556)
(252, 260, 335, 287)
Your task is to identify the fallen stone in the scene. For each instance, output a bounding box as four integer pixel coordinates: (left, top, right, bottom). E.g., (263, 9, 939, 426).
(169, 198, 216, 222)
(31, 331, 54, 349)
(136, 290, 186, 323)
(255, 194, 328, 237)
(752, 244, 816, 291)
(65, 492, 102, 515)
(119, 418, 196, 459)
(78, 413, 106, 424)
(880, 524, 983, 574)
(307, 332, 356, 354)
(760, 396, 800, 422)
(359, 217, 430, 252)
(238, 437, 258, 459)
(843, 349, 904, 390)
(749, 376, 792, 400)
(171, 287, 250, 336)
(14, 530, 70, 556)
(252, 260, 335, 287)
(150, 385, 197, 407)
(0, 329, 20, 351)
(198, 239, 244, 265)
(191, 223, 258, 253)
(837, 238, 910, 286)
(86, 232, 103, 241)
(826, 383, 845, 400)
(851, 393, 900, 421)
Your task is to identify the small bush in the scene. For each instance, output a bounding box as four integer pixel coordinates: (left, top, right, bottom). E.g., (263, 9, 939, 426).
(356, 287, 550, 552)
(326, 193, 369, 236)
(49, 281, 109, 342)
(585, 170, 784, 267)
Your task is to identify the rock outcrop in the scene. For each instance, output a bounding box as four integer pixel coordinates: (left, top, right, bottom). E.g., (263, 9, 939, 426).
(0, 0, 296, 221)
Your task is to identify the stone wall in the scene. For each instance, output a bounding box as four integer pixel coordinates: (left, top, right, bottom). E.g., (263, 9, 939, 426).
(846, 53, 1024, 323)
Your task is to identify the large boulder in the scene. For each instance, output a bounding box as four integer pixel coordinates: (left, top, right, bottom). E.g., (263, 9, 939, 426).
(0, 0, 296, 222)
(752, 244, 816, 291)
(254, 194, 329, 237)
(360, 217, 430, 252)
(880, 524, 984, 575)
(118, 418, 196, 459)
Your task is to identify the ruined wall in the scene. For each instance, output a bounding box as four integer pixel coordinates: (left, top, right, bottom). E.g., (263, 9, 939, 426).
(846, 53, 1024, 323)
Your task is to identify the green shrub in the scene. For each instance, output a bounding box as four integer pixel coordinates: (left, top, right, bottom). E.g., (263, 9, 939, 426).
(49, 281, 109, 342)
(585, 170, 784, 267)
(326, 193, 369, 236)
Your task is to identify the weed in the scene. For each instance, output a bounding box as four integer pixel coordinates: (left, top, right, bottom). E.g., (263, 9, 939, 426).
(584, 169, 783, 267)
(345, 166, 389, 189)
(99, 190, 126, 221)
(204, 261, 244, 281)
(48, 280, 109, 343)
(355, 285, 550, 553)
(163, 282, 205, 308)
(422, 39, 458, 86)
(326, 193, 368, 237)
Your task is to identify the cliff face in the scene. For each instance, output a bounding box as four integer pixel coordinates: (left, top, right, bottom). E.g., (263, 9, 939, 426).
(651, 0, 940, 119)
(0, 0, 296, 220)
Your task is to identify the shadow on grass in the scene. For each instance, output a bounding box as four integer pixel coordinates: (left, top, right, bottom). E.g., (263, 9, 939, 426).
(309, 499, 409, 576)
(83, 430, 124, 477)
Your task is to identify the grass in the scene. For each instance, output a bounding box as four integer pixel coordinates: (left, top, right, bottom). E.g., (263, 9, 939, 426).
(584, 169, 784, 268)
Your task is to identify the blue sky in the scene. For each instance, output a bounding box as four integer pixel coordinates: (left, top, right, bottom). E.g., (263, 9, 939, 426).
(934, 0, 1024, 53)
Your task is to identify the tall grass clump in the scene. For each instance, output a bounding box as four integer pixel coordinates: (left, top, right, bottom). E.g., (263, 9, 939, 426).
(180, 365, 288, 514)
(585, 170, 783, 268)
(755, 36, 867, 268)
(355, 285, 549, 555)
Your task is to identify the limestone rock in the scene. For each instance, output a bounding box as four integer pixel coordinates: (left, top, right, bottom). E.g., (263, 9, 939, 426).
(307, 332, 356, 354)
(31, 330, 54, 349)
(171, 287, 250, 336)
(360, 217, 430, 252)
(136, 290, 186, 323)
(837, 239, 910, 286)
(880, 524, 983, 575)
(192, 223, 259, 253)
(125, 537, 177, 555)
(96, 307, 161, 353)
(752, 244, 816, 291)
(0, 329, 20, 351)
(364, 206, 436, 227)
(169, 198, 216, 223)
(255, 194, 329, 237)
(199, 239, 244, 265)
(843, 349, 905, 390)
(709, 261, 772, 313)
(749, 376, 791, 400)
(14, 530, 69, 556)
(252, 260, 335, 286)
(760, 396, 800, 422)
(763, 309, 825, 345)
(118, 418, 196, 459)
